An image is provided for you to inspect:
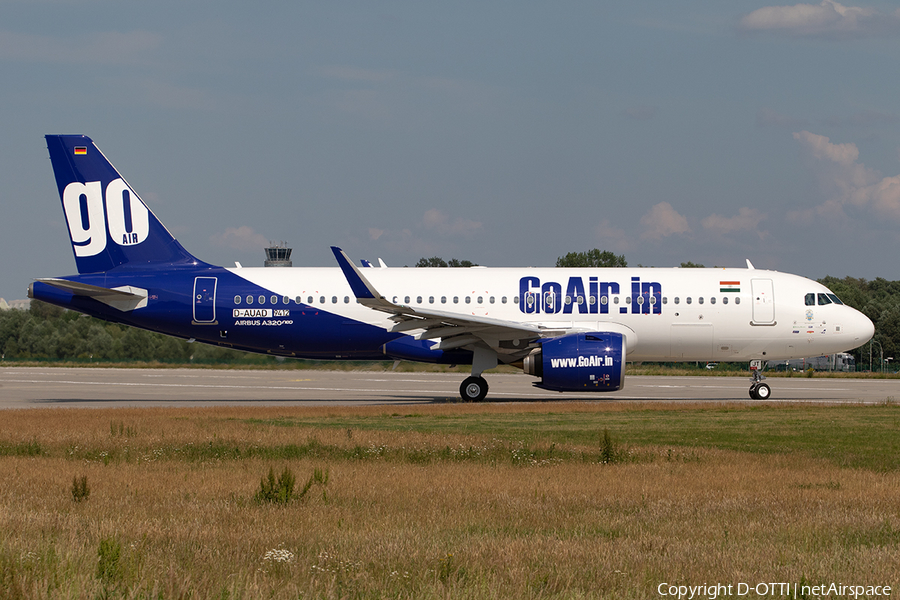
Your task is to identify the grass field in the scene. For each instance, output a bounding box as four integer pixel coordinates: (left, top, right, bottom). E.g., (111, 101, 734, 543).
(1, 402, 898, 598)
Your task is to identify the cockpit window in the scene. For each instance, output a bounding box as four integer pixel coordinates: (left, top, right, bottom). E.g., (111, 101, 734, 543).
(827, 293, 844, 305)
(805, 293, 815, 306)
(817, 293, 832, 306)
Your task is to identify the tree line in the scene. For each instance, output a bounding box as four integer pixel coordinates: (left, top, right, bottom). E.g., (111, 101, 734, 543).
(1, 250, 895, 369)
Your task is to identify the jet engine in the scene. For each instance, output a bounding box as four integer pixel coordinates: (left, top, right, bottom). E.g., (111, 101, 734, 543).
(523, 332, 626, 392)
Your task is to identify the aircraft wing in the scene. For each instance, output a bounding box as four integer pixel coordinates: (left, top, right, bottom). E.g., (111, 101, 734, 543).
(331, 247, 550, 353)
(35, 278, 148, 312)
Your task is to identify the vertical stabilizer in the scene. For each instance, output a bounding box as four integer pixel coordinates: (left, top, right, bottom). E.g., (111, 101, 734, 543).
(46, 135, 203, 274)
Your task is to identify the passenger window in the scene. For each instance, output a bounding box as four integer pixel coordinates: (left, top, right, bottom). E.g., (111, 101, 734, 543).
(722, 297, 728, 305)
(319, 296, 325, 304)
(613, 296, 619, 305)
(416, 296, 423, 304)
(307, 296, 313, 304)
(404, 296, 410, 304)
(686, 297, 692, 304)
(270, 295, 278, 304)
(502, 297, 507, 304)
(662, 297, 668, 304)
(282, 296, 289, 304)
(295, 296, 301, 304)
(331, 296, 337, 304)
(589, 296, 596, 305)
(674, 297, 680, 304)
(513, 296, 519, 304)
(344, 296, 350, 303)
(637, 296, 644, 305)
(477, 296, 483, 304)
(490, 296, 495, 304)
(577, 296, 584, 305)
(466, 297, 471, 304)
(234, 295, 241, 304)
(441, 296, 447, 304)
(258, 295, 265, 305)
(735, 297, 741, 305)
(649, 296, 656, 305)
(710, 297, 715, 305)
(246, 295, 253, 305)
(818, 293, 832, 306)
(805, 293, 815, 306)
(453, 296, 459, 304)
(600, 296, 608, 305)
(698, 297, 704, 305)
(429, 296, 434, 304)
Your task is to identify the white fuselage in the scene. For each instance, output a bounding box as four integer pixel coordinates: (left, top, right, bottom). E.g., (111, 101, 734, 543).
(227, 265, 874, 364)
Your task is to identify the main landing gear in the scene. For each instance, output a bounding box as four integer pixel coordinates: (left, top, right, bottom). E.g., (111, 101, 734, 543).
(460, 376, 489, 402)
(748, 360, 771, 400)
(459, 345, 497, 402)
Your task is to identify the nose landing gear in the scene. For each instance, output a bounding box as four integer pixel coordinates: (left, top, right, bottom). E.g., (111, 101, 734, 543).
(749, 360, 771, 400)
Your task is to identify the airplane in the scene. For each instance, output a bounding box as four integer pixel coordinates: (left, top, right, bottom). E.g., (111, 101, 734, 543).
(29, 135, 875, 401)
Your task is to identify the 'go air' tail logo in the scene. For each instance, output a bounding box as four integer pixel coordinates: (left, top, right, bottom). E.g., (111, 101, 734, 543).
(62, 179, 149, 257)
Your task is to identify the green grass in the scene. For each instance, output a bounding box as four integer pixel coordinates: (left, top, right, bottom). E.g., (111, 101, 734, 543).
(246, 403, 900, 471)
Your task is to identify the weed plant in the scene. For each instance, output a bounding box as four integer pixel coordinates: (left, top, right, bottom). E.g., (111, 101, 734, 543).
(71, 475, 89, 502)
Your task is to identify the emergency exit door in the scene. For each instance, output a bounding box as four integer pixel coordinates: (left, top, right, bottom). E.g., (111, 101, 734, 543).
(193, 277, 217, 324)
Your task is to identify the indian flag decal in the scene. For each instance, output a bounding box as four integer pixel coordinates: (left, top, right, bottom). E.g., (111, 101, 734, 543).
(74, 146, 87, 155)
(720, 281, 740, 293)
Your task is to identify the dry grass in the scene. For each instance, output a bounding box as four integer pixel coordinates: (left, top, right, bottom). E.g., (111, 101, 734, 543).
(0, 405, 898, 599)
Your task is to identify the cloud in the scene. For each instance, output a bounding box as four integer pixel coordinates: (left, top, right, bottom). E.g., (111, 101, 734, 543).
(739, 0, 900, 39)
(421, 208, 483, 237)
(701, 207, 768, 238)
(793, 130, 860, 166)
(790, 130, 900, 221)
(210, 226, 270, 251)
(594, 219, 634, 252)
(640, 202, 690, 240)
(360, 209, 484, 260)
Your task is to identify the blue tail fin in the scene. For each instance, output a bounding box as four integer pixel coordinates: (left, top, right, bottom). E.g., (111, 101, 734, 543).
(46, 135, 203, 274)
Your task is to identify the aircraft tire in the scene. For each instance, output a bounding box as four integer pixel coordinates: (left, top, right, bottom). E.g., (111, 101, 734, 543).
(749, 385, 758, 400)
(755, 383, 771, 400)
(460, 376, 489, 402)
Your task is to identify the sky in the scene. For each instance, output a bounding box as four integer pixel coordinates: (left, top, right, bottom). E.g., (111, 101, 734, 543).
(2, 0, 900, 301)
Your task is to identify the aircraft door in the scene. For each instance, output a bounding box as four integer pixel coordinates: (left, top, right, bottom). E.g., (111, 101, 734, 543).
(193, 277, 217, 324)
(751, 278, 775, 324)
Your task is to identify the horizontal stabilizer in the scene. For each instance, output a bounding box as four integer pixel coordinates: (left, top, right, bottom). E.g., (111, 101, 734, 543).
(36, 278, 148, 312)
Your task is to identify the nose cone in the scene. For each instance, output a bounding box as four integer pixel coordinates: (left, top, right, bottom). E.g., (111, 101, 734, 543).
(849, 308, 875, 346)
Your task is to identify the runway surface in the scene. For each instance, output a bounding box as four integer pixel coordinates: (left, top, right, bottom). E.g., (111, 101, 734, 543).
(0, 367, 895, 408)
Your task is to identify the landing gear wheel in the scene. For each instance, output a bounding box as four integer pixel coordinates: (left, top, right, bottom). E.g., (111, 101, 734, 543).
(749, 383, 771, 400)
(460, 376, 489, 402)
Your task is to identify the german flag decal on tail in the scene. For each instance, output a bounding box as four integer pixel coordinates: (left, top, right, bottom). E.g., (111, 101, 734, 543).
(74, 146, 87, 155)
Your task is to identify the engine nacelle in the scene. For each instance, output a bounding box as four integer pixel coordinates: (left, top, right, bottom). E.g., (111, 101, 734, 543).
(523, 332, 625, 392)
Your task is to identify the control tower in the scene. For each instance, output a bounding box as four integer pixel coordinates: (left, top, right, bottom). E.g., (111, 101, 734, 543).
(264, 242, 292, 267)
